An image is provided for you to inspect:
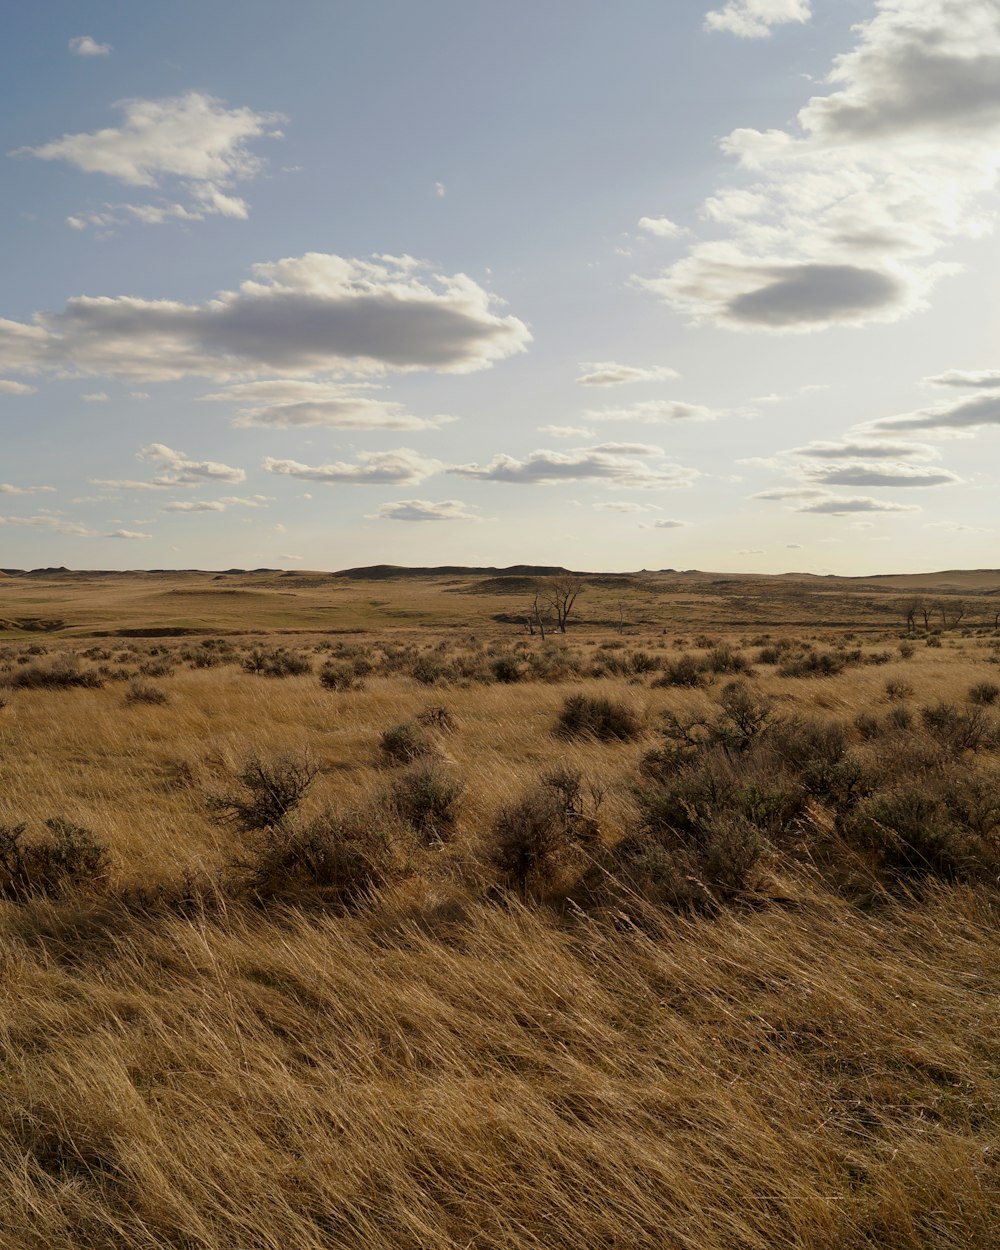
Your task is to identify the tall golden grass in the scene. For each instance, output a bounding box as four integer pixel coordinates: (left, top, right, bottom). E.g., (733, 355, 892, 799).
(0, 599, 998, 1248)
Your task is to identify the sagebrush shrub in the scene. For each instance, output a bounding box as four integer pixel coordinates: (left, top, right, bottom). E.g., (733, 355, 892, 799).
(10, 660, 103, 690)
(387, 762, 462, 841)
(211, 754, 319, 831)
(319, 661, 364, 692)
(554, 694, 641, 742)
(380, 720, 438, 766)
(0, 817, 109, 899)
(124, 680, 169, 706)
(231, 807, 394, 906)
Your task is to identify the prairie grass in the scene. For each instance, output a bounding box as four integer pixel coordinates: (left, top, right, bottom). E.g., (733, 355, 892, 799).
(0, 573, 999, 1247)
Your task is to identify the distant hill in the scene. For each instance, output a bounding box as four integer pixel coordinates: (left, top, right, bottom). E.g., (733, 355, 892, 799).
(332, 564, 574, 580)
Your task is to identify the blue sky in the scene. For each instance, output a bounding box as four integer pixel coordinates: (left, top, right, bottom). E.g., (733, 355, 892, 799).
(2, 0, 999, 572)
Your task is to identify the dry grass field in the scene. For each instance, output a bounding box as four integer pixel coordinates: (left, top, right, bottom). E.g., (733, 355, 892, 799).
(0, 566, 999, 1249)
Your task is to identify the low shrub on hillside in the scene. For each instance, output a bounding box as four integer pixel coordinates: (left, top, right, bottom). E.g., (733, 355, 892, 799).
(0, 817, 109, 900)
(211, 754, 320, 831)
(9, 659, 103, 690)
(242, 648, 312, 678)
(387, 762, 463, 841)
(229, 806, 395, 907)
(380, 719, 439, 766)
(554, 694, 642, 742)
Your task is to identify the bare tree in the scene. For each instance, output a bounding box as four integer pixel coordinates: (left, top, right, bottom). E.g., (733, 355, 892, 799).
(537, 575, 584, 634)
(938, 598, 966, 630)
(525, 593, 547, 640)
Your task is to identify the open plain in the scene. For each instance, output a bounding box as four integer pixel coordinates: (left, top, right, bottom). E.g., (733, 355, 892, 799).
(0, 565, 999, 1249)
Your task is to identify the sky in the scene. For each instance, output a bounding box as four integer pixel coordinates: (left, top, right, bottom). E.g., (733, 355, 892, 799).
(2, 0, 1000, 575)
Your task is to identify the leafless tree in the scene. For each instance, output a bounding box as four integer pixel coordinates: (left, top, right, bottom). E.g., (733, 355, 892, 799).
(525, 593, 547, 639)
(537, 575, 584, 634)
(938, 598, 966, 630)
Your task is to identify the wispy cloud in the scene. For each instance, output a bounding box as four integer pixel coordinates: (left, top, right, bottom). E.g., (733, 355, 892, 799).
(450, 442, 698, 489)
(371, 498, 479, 522)
(69, 35, 111, 57)
(575, 361, 679, 386)
(202, 379, 455, 430)
(585, 399, 720, 424)
(14, 92, 282, 228)
(704, 0, 811, 39)
(263, 448, 442, 486)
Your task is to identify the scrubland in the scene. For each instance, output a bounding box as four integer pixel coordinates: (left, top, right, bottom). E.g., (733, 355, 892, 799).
(0, 569, 999, 1249)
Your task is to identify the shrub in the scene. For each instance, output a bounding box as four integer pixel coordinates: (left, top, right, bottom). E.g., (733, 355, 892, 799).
(124, 680, 169, 706)
(387, 762, 462, 841)
(845, 788, 969, 882)
(211, 754, 319, 831)
(778, 650, 847, 678)
(416, 705, 456, 733)
(242, 648, 312, 678)
(885, 704, 914, 733)
(554, 694, 642, 742)
(490, 787, 574, 896)
(411, 656, 453, 686)
(380, 719, 438, 765)
(968, 681, 1000, 706)
(898, 641, 915, 659)
(0, 817, 109, 900)
(491, 655, 523, 683)
(10, 659, 103, 690)
(319, 661, 364, 692)
(653, 653, 704, 687)
(231, 807, 394, 906)
(884, 678, 914, 702)
(854, 712, 882, 741)
(921, 702, 995, 754)
(706, 644, 751, 675)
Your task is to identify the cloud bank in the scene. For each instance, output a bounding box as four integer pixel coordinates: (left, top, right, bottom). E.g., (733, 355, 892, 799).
(0, 253, 530, 385)
(645, 1, 1000, 332)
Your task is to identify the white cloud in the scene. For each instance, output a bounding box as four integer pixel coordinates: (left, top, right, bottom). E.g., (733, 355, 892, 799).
(637, 216, 685, 238)
(575, 361, 679, 386)
(107, 529, 151, 539)
(644, 1, 1000, 331)
(0, 483, 54, 495)
(163, 500, 226, 513)
(371, 498, 479, 522)
(69, 35, 111, 57)
(263, 448, 442, 486)
(0, 253, 530, 384)
(791, 439, 939, 461)
(925, 369, 1000, 389)
(139, 443, 246, 485)
(0, 380, 36, 395)
(651, 518, 690, 528)
(15, 92, 281, 230)
(705, 0, 811, 39)
(0, 514, 95, 536)
(450, 443, 698, 489)
(866, 391, 1000, 436)
(753, 485, 919, 515)
(163, 494, 271, 512)
(801, 461, 960, 489)
(538, 425, 596, 439)
(585, 399, 720, 423)
(434, 182, 447, 197)
(594, 500, 661, 513)
(202, 379, 454, 430)
(796, 495, 919, 515)
(16, 93, 281, 230)
(82, 391, 109, 402)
